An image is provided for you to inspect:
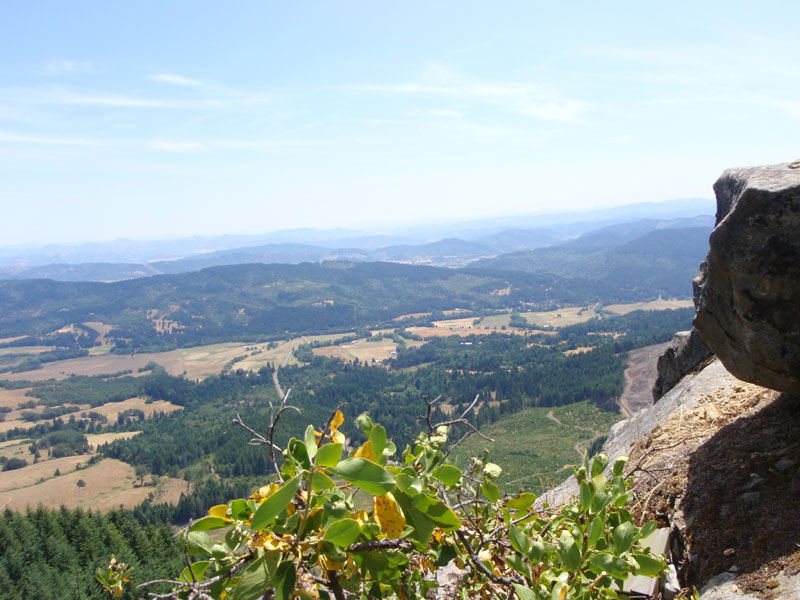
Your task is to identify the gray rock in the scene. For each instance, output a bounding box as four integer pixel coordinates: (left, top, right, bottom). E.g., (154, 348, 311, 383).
(693, 161, 800, 393)
(653, 329, 713, 401)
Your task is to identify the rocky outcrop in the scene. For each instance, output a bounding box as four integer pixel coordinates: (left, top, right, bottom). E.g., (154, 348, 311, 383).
(693, 160, 800, 393)
(538, 358, 742, 508)
(652, 329, 713, 401)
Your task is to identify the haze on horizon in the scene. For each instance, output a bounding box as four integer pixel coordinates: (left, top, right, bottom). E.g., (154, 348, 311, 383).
(1, 1, 798, 246)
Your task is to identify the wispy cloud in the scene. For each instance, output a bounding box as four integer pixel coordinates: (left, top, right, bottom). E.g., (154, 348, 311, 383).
(149, 73, 204, 87)
(353, 66, 590, 123)
(0, 130, 99, 146)
(39, 59, 94, 76)
(150, 140, 207, 153)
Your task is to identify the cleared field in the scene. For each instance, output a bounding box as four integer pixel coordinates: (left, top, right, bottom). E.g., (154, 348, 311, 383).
(0, 387, 35, 409)
(476, 313, 512, 329)
(521, 306, 601, 328)
(431, 317, 476, 331)
(392, 312, 431, 321)
(76, 397, 181, 421)
(0, 458, 190, 511)
(0, 439, 34, 462)
(0, 335, 27, 344)
(86, 431, 141, 449)
(313, 339, 396, 363)
(0, 397, 181, 434)
(0, 454, 90, 492)
(0, 341, 272, 382)
(604, 298, 693, 314)
(0, 346, 52, 357)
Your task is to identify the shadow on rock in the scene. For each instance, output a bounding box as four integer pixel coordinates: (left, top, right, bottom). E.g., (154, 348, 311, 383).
(681, 392, 800, 587)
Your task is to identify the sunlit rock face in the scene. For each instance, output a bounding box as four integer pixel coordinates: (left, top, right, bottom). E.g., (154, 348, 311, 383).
(693, 160, 800, 394)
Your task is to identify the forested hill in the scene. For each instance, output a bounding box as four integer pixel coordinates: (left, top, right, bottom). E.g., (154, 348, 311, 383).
(471, 226, 711, 298)
(0, 261, 622, 349)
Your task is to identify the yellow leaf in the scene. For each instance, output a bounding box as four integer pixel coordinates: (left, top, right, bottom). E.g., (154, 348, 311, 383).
(333, 430, 346, 445)
(354, 441, 377, 463)
(319, 554, 342, 572)
(250, 483, 280, 504)
(248, 531, 292, 551)
(330, 409, 344, 435)
(208, 504, 231, 521)
(373, 492, 406, 538)
(351, 510, 369, 526)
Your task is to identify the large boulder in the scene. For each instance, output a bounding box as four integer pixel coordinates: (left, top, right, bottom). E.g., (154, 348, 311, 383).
(693, 160, 800, 393)
(652, 329, 713, 401)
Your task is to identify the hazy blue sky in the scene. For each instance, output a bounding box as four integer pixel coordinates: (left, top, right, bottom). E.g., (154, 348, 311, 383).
(1, 1, 798, 245)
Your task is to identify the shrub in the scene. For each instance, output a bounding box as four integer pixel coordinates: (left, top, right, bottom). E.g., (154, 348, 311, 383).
(100, 412, 666, 600)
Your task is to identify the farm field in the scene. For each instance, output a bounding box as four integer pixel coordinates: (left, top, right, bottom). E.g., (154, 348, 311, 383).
(0, 396, 181, 434)
(312, 336, 423, 363)
(86, 431, 141, 449)
(0, 387, 34, 409)
(451, 400, 620, 493)
(604, 298, 693, 314)
(0, 457, 189, 511)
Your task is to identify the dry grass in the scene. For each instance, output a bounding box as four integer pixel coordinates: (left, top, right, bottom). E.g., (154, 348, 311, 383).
(86, 431, 141, 449)
(0, 341, 280, 382)
(0, 397, 181, 434)
(312, 338, 401, 363)
(0, 335, 28, 345)
(77, 397, 181, 421)
(0, 458, 190, 512)
(0, 387, 35, 409)
(604, 298, 693, 315)
(521, 306, 601, 327)
(0, 345, 52, 357)
(0, 454, 91, 493)
(0, 439, 34, 462)
(563, 346, 596, 356)
(392, 312, 431, 321)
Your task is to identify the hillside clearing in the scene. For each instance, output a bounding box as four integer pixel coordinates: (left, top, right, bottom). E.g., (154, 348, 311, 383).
(0, 458, 189, 511)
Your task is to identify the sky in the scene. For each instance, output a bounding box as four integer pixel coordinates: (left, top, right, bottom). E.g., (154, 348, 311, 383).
(1, 1, 798, 246)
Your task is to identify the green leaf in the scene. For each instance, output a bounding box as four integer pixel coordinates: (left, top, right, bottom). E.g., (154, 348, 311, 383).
(611, 456, 628, 477)
(251, 473, 302, 530)
(233, 553, 279, 600)
(329, 458, 395, 496)
(591, 490, 612, 513)
(190, 516, 230, 531)
(591, 454, 609, 478)
(613, 521, 635, 554)
(416, 495, 462, 530)
(230, 498, 250, 521)
(305, 425, 317, 459)
(589, 552, 628, 580)
(558, 530, 581, 571)
(587, 516, 604, 549)
(311, 470, 336, 491)
(507, 554, 529, 577)
(513, 584, 536, 600)
(507, 492, 537, 511)
(432, 464, 462, 487)
(316, 443, 343, 468)
(185, 531, 213, 556)
(639, 520, 658, 540)
(287, 438, 311, 470)
(482, 481, 500, 503)
(632, 553, 667, 577)
(356, 412, 374, 434)
(509, 525, 531, 556)
(323, 518, 362, 547)
(580, 480, 594, 511)
(529, 539, 545, 561)
(179, 561, 210, 585)
(274, 561, 297, 600)
(369, 424, 387, 461)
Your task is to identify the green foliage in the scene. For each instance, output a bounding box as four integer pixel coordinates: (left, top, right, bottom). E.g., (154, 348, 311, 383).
(0, 506, 183, 600)
(111, 415, 665, 600)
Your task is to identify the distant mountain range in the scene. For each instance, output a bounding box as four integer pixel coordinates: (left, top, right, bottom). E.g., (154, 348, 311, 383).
(0, 199, 715, 283)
